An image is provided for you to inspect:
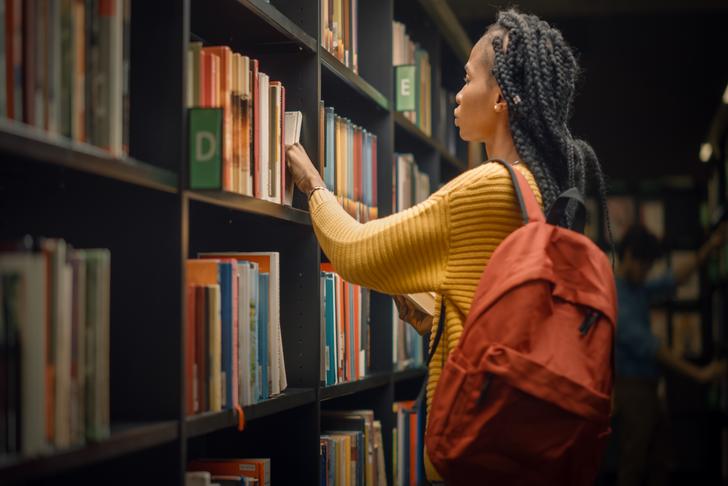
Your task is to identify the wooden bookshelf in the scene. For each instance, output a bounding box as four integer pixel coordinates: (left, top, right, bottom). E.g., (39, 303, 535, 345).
(0, 0, 471, 484)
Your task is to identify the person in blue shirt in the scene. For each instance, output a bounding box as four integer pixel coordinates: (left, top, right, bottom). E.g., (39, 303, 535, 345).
(615, 224, 726, 486)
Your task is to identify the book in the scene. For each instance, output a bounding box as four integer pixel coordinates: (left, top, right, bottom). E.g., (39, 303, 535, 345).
(403, 292, 435, 317)
(188, 458, 271, 486)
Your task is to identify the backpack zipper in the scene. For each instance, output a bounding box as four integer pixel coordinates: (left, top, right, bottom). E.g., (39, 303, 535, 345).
(477, 373, 493, 406)
(579, 309, 600, 336)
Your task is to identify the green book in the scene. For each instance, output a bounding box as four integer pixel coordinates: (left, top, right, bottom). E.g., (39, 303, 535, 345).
(395, 65, 416, 112)
(189, 108, 223, 189)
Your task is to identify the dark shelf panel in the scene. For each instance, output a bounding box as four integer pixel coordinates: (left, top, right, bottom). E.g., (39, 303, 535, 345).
(185, 190, 312, 225)
(0, 421, 178, 484)
(320, 49, 389, 112)
(0, 118, 178, 193)
(191, 0, 317, 53)
(392, 367, 427, 384)
(393, 112, 467, 171)
(320, 372, 392, 401)
(186, 388, 316, 438)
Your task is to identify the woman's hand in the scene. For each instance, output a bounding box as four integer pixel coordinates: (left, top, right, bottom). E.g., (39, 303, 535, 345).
(285, 143, 325, 195)
(393, 295, 433, 336)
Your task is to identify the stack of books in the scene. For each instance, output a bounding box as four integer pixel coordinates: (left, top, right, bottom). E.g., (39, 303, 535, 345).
(187, 458, 270, 486)
(392, 21, 431, 136)
(185, 252, 286, 416)
(320, 264, 371, 386)
(0, 238, 110, 457)
(320, 102, 378, 222)
(187, 42, 300, 205)
(393, 400, 425, 486)
(320, 0, 358, 73)
(320, 410, 387, 486)
(1, 0, 131, 156)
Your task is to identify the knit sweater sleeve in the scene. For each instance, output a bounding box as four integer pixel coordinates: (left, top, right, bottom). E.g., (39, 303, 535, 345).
(308, 188, 449, 295)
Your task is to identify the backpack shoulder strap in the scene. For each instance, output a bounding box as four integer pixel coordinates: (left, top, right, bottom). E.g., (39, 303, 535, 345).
(487, 159, 544, 224)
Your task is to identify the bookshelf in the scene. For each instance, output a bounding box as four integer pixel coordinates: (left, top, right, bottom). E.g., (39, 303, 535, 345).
(698, 90, 728, 484)
(0, 0, 467, 484)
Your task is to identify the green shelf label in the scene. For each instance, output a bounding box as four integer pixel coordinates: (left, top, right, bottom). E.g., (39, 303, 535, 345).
(189, 108, 223, 189)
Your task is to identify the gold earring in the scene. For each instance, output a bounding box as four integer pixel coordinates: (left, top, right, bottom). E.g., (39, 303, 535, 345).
(494, 104, 499, 111)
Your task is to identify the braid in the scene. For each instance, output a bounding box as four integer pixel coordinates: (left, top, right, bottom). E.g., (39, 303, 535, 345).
(484, 9, 614, 255)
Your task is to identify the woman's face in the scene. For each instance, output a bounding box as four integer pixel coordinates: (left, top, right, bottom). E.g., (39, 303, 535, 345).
(454, 35, 502, 143)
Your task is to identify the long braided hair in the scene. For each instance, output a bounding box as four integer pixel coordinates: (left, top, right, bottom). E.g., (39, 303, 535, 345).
(484, 9, 614, 252)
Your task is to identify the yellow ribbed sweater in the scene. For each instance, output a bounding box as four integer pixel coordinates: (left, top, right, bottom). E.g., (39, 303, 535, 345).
(309, 161, 542, 481)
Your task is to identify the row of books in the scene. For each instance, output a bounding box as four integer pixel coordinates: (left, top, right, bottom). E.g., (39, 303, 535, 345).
(392, 154, 430, 369)
(0, 239, 109, 457)
(320, 410, 387, 486)
(185, 252, 286, 416)
(321, 102, 378, 222)
(187, 42, 301, 204)
(187, 458, 270, 486)
(320, 264, 371, 386)
(436, 87, 459, 157)
(393, 153, 430, 213)
(1, 0, 130, 156)
(392, 21, 432, 136)
(393, 400, 425, 486)
(321, 0, 358, 73)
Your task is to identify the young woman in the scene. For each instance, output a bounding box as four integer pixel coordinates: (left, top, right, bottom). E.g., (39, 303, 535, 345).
(286, 9, 611, 482)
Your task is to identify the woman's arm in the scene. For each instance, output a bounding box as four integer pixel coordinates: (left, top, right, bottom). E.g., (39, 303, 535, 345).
(285, 142, 450, 296)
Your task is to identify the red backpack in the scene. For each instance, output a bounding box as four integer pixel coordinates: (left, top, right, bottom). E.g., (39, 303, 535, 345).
(425, 160, 617, 486)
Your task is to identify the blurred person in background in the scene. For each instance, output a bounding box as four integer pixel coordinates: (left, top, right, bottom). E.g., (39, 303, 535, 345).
(615, 223, 727, 486)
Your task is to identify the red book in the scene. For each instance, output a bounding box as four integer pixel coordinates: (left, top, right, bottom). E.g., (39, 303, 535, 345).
(200, 51, 211, 108)
(353, 127, 361, 202)
(203, 46, 233, 192)
(279, 84, 286, 203)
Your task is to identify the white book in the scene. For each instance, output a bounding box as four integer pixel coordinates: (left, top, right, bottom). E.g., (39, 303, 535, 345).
(238, 263, 251, 406)
(186, 471, 212, 486)
(0, 253, 48, 455)
(240, 56, 253, 197)
(85, 249, 111, 441)
(258, 72, 270, 202)
(283, 111, 302, 206)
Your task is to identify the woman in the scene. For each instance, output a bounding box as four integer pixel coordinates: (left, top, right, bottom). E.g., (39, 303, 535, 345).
(286, 9, 611, 482)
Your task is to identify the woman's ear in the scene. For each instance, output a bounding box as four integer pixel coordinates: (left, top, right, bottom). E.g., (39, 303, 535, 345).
(493, 92, 508, 113)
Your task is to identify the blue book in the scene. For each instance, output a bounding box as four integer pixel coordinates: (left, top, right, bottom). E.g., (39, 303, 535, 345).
(258, 272, 269, 400)
(249, 262, 259, 403)
(218, 262, 234, 409)
(324, 274, 336, 386)
(325, 107, 335, 190)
